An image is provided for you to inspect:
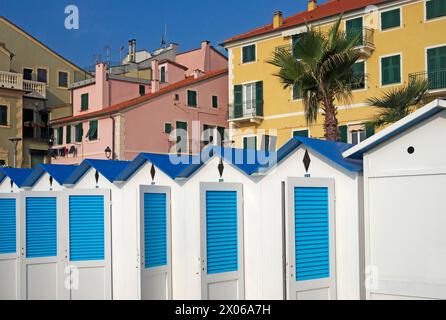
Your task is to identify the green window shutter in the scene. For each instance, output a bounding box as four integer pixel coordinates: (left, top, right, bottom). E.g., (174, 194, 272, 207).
(212, 96, 218, 108)
(75, 123, 83, 142)
(58, 127, 63, 145)
(66, 126, 71, 144)
(293, 130, 309, 138)
(217, 126, 226, 145)
(242, 45, 256, 63)
(160, 67, 166, 83)
(88, 120, 98, 140)
(381, 9, 400, 30)
(293, 85, 302, 100)
(292, 34, 303, 59)
(346, 17, 363, 46)
(234, 85, 243, 118)
(366, 123, 375, 138)
(164, 123, 172, 134)
(427, 46, 446, 90)
(81, 94, 89, 111)
(255, 81, 263, 116)
(427, 0, 446, 20)
(352, 61, 365, 89)
(139, 85, 145, 96)
(338, 125, 348, 143)
(187, 90, 197, 107)
(243, 136, 257, 150)
(381, 55, 401, 86)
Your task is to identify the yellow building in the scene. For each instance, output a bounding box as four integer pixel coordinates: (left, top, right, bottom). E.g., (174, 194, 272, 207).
(222, 0, 446, 149)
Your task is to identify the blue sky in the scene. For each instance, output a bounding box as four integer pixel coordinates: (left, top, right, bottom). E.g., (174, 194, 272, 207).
(0, 0, 327, 68)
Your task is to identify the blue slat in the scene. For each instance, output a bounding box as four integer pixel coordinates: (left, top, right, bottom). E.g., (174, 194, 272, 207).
(144, 193, 167, 268)
(295, 187, 330, 282)
(0, 198, 16, 254)
(69, 195, 105, 261)
(206, 191, 238, 275)
(26, 197, 57, 258)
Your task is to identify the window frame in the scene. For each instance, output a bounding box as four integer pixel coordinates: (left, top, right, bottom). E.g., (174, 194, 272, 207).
(212, 95, 219, 109)
(80, 93, 89, 111)
(187, 90, 198, 107)
(160, 66, 167, 83)
(380, 53, 403, 87)
(139, 85, 146, 96)
(36, 67, 49, 85)
(292, 128, 310, 138)
(57, 127, 63, 145)
(0, 105, 8, 126)
(425, 0, 446, 22)
(75, 123, 83, 143)
(352, 60, 367, 91)
(242, 135, 257, 150)
(66, 125, 72, 144)
(57, 70, 70, 89)
(241, 44, 257, 64)
(425, 43, 446, 92)
(164, 123, 172, 134)
(380, 7, 402, 31)
(87, 120, 99, 141)
(23, 67, 34, 81)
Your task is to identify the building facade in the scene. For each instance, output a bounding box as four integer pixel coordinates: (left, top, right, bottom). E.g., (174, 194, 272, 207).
(0, 16, 89, 168)
(50, 41, 228, 164)
(222, 0, 446, 150)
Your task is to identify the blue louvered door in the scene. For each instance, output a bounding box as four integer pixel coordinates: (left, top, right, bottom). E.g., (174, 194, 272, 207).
(21, 193, 64, 300)
(0, 195, 20, 300)
(140, 186, 171, 300)
(201, 183, 244, 300)
(287, 178, 336, 300)
(66, 190, 111, 300)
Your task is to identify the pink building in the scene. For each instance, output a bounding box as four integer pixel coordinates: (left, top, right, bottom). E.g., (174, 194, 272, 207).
(49, 41, 228, 164)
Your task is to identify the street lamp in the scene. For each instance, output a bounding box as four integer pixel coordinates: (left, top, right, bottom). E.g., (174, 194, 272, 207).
(8, 137, 22, 168)
(104, 146, 112, 160)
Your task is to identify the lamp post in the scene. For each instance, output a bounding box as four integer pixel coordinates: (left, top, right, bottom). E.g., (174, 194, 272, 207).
(104, 146, 112, 160)
(8, 137, 22, 168)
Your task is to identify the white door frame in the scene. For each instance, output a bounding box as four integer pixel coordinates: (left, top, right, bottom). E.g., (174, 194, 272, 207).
(0, 193, 20, 300)
(286, 178, 337, 300)
(200, 182, 245, 300)
(139, 185, 172, 300)
(62, 189, 112, 300)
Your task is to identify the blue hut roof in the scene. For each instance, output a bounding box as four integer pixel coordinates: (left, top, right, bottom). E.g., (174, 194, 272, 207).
(22, 164, 78, 187)
(64, 159, 131, 184)
(0, 168, 34, 188)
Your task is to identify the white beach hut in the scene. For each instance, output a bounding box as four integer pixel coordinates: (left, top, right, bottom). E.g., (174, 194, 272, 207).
(343, 98, 446, 300)
(0, 168, 33, 300)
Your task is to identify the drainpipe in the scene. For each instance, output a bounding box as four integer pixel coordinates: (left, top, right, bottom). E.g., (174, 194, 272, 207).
(109, 115, 116, 160)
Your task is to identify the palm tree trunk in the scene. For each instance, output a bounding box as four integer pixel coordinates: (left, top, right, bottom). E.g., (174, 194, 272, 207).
(322, 97, 339, 141)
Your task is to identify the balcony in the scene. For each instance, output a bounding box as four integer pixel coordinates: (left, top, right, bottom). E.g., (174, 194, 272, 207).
(228, 100, 264, 124)
(0, 70, 47, 98)
(345, 27, 375, 58)
(409, 70, 446, 92)
(23, 122, 50, 140)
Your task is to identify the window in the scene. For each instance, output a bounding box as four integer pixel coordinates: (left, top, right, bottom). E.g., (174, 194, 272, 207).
(212, 95, 218, 108)
(292, 84, 302, 100)
(350, 129, 367, 145)
(58, 71, 69, 88)
(87, 120, 98, 141)
(346, 17, 363, 46)
(293, 129, 309, 138)
(203, 124, 215, 145)
(23, 68, 33, 81)
(57, 127, 63, 145)
(37, 68, 48, 83)
(187, 90, 197, 107)
(243, 83, 256, 110)
(243, 136, 257, 150)
(292, 33, 304, 59)
(0, 105, 7, 126)
(75, 123, 83, 142)
(261, 135, 277, 152)
(164, 123, 172, 134)
(381, 54, 401, 86)
(160, 66, 166, 83)
(381, 8, 401, 30)
(66, 126, 72, 144)
(352, 61, 366, 90)
(139, 85, 146, 96)
(217, 126, 226, 145)
(427, 46, 446, 90)
(234, 81, 263, 118)
(174, 94, 180, 101)
(339, 124, 375, 144)
(426, 0, 446, 20)
(242, 44, 256, 63)
(176, 121, 188, 153)
(81, 93, 89, 111)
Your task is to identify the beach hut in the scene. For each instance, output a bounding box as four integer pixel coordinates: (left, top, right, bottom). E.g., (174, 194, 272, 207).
(0, 168, 33, 300)
(343, 98, 446, 300)
(19, 164, 77, 300)
(62, 159, 130, 300)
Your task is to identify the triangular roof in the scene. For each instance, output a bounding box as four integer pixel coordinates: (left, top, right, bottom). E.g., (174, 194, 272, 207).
(0, 168, 33, 188)
(64, 159, 131, 185)
(343, 99, 446, 159)
(22, 164, 78, 187)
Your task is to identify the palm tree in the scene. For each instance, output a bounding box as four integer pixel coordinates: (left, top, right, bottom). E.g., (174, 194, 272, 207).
(267, 17, 361, 141)
(367, 79, 428, 129)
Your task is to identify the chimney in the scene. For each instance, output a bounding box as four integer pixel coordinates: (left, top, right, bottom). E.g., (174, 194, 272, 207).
(193, 69, 204, 79)
(201, 40, 211, 72)
(273, 11, 284, 28)
(128, 39, 136, 63)
(96, 63, 110, 108)
(308, 0, 317, 11)
(151, 59, 160, 93)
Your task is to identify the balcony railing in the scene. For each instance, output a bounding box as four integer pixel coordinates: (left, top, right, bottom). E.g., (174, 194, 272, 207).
(228, 100, 264, 122)
(23, 122, 50, 139)
(0, 70, 47, 98)
(409, 69, 446, 91)
(345, 27, 375, 49)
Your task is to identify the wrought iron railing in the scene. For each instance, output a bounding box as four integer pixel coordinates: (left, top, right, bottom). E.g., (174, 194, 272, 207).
(345, 27, 375, 48)
(228, 100, 264, 120)
(409, 69, 446, 91)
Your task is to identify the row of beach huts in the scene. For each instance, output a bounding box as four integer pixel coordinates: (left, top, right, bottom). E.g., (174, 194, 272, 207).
(0, 99, 445, 300)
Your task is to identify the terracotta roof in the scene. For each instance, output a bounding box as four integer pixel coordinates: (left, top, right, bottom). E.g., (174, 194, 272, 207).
(50, 68, 228, 126)
(158, 59, 189, 70)
(223, 0, 388, 45)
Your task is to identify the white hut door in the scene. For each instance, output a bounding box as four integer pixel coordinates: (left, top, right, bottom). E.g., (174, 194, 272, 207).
(201, 183, 245, 300)
(140, 186, 172, 300)
(287, 178, 336, 300)
(0, 195, 19, 299)
(65, 190, 112, 300)
(20, 192, 65, 300)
